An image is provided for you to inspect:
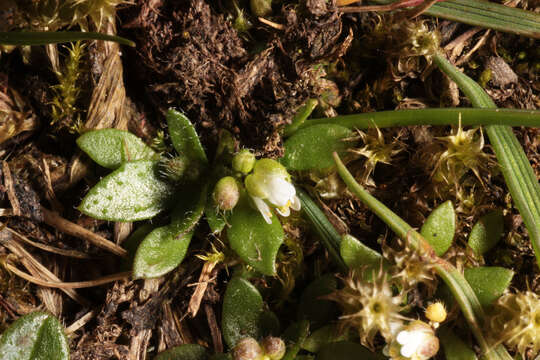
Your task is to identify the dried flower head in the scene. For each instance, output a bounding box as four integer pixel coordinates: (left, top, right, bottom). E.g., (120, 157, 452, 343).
(432, 121, 493, 187)
(489, 291, 540, 357)
(384, 238, 437, 295)
(350, 127, 404, 186)
(328, 269, 406, 349)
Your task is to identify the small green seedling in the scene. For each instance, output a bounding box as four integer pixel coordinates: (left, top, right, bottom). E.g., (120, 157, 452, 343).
(78, 109, 301, 278)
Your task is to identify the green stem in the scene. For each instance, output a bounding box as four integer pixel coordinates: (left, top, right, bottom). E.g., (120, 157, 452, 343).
(433, 53, 540, 270)
(0, 31, 135, 47)
(297, 108, 539, 130)
(333, 152, 511, 360)
(284, 99, 318, 137)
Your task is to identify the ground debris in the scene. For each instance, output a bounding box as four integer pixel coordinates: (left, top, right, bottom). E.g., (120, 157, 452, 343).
(122, 0, 350, 156)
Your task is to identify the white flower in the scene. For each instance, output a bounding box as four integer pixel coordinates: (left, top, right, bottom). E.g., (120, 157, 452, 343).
(245, 159, 301, 224)
(394, 321, 439, 360)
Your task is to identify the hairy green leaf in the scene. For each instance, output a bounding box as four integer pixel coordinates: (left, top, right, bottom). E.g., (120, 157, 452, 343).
(0, 312, 69, 360)
(227, 196, 284, 275)
(77, 129, 157, 169)
(420, 201, 456, 256)
(464, 266, 514, 306)
(468, 210, 504, 256)
(79, 160, 173, 221)
(222, 277, 264, 348)
(340, 234, 382, 271)
(302, 325, 348, 353)
(167, 109, 208, 164)
(282, 124, 355, 170)
(133, 185, 206, 278)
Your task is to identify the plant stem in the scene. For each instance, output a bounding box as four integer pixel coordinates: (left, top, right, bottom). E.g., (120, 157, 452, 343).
(296, 108, 540, 130)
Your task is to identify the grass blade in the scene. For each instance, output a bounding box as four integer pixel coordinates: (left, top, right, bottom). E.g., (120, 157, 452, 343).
(296, 188, 348, 272)
(367, 0, 540, 38)
(0, 31, 135, 47)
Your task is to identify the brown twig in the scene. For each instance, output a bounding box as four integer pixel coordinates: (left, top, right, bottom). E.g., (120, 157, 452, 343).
(2, 161, 20, 216)
(5, 225, 93, 259)
(41, 207, 127, 257)
(3, 262, 131, 289)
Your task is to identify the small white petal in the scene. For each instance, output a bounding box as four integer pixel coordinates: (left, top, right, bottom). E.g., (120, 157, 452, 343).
(252, 196, 273, 224)
(276, 205, 290, 217)
(400, 343, 416, 358)
(397, 331, 412, 345)
(290, 195, 301, 211)
(267, 176, 295, 207)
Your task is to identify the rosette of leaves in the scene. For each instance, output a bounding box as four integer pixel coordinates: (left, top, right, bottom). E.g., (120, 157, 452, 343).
(77, 109, 286, 278)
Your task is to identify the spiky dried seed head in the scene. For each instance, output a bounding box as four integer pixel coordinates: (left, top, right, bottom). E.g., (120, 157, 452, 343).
(327, 270, 406, 349)
(488, 291, 540, 358)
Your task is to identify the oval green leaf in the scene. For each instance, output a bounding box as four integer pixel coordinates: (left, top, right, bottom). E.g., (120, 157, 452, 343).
(0, 312, 69, 360)
(302, 324, 348, 353)
(166, 109, 208, 164)
(282, 124, 355, 171)
(468, 210, 504, 256)
(132, 226, 193, 279)
(420, 200, 456, 256)
(298, 274, 337, 328)
(227, 196, 284, 275)
(222, 277, 264, 349)
(133, 185, 207, 279)
(340, 234, 382, 271)
(440, 328, 478, 360)
(77, 129, 157, 169)
(155, 344, 209, 360)
(316, 341, 384, 360)
(464, 266, 514, 307)
(79, 160, 173, 221)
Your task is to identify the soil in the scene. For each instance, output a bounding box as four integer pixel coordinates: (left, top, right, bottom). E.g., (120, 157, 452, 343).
(0, 0, 538, 359)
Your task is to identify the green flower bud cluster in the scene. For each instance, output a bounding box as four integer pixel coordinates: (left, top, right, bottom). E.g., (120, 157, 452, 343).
(212, 150, 300, 223)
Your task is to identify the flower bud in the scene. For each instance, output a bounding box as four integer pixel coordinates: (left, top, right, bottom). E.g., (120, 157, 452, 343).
(233, 337, 263, 360)
(261, 336, 286, 360)
(213, 176, 240, 211)
(425, 302, 447, 324)
(250, 0, 272, 17)
(232, 149, 256, 174)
